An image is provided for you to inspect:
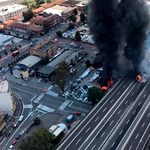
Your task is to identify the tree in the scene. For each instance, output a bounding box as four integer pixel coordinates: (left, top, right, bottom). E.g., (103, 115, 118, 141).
(75, 31, 81, 42)
(85, 60, 91, 67)
(23, 9, 34, 21)
(33, 117, 41, 125)
(0, 55, 1, 59)
(74, 8, 78, 15)
(54, 61, 69, 93)
(19, 128, 54, 150)
(40, 56, 49, 65)
(0, 29, 5, 34)
(46, 0, 52, 3)
(20, 0, 29, 8)
(56, 31, 62, 37)
(35, 0, 45, 5)
(10, 49, 13, 52)
(71, 15, 77, 23)
(87, 87, 104, 105)
(80, 13, 86, 23)
(68, 23, 75, 30)
(4, 51, 8, 56)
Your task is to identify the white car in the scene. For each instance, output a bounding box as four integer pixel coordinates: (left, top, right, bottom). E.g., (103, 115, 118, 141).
(18, 115, 24, 122)
(15, 75, 19, 79)
(8, 145, 13, 150)
(4, 57, 7, 60)
(37, 78, 42, 83)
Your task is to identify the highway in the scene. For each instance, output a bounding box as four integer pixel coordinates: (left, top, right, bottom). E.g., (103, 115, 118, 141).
(57, 71, 150, 150)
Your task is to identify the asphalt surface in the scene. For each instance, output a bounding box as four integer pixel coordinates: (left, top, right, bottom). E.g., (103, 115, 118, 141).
(57, 71, 150, 150)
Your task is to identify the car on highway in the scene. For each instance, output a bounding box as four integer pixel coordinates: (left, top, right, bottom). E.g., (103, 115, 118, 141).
(4, 57, 7, 60)
(18, 115, 24, 122)
(8, 145, 13, 150)
(16, 134, 21, 140)
(12, 140, 17, 145)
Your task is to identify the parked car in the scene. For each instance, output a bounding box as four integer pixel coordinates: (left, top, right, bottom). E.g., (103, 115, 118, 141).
(12, 140, 17, 145)
(16, 134, 21, 140)
(8, 145, 13, 150)
(37, 78, 42, 83)
(72, 112, 81, 115)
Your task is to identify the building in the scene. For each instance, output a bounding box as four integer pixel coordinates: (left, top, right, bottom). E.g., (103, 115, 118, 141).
(16, 55, 41, 71)
(0, 79, 15, 115)
(43, 14, 61, 29)
(0, 111, 7, 132)
(0, 34, 13, 46)
(36, 66, 55, 80)
(47, 50, 78, 68)
(30, 16, 45, 26)
(29, 39, 57, 58)
(0, 4, 28, 22)
(76, 1, 88, 11)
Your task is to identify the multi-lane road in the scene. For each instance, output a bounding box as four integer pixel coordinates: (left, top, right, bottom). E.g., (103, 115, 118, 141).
(57, 71, 150, 150)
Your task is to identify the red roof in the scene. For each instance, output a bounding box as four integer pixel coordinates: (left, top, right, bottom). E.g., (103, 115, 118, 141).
(30, 16, 45, 25)
(7, 22, 28, 30)
(43, 0, 64, 8)
(33, 7, 45, 14)
(27, 24, 43, 32)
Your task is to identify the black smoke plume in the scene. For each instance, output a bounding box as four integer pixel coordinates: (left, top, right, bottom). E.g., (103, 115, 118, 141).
(115, 0, 149, 74)
(88, 0, 121, 86)
(88, 0, 149, 85)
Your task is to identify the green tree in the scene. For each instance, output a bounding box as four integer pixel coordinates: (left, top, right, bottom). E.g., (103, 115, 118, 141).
(0, 29, 5, 34)
(33, 117, 41, 125)
(87, 87, 104, 105)
(46, 0, 52, 3)
(4, 51, 8, 56)
(8, 63, 10, 67)
(71, 15, 77, 23)
(20, 0, 29, 8)
(54, 60, 69, 93)
(85, 60, 91, 67)
(74, 8, 78, 15)
(10, 49, 13, 52)
(19, 128, 54, 150)
(56, 31, 62, 37)
(40, 56, 49, 65)
(23, 9, 34, 21)
(80, 13, 86, 23)
(68, 23, 75, 30)
(35, 0, 45, 5)
(75, 31, 81, 42)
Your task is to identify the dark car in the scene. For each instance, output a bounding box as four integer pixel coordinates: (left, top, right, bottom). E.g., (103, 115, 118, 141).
(16, 134, 21, 140)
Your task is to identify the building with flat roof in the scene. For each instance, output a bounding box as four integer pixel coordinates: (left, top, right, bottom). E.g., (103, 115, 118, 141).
(36, 66, 55, 80)
(16, 55, 41, 71)
(29, 39, 57, 58)
(47, 50, 78, 68)
(0, 79, 15, 115)
(0, 4, 28, 22)
(0, 34, 13, 47)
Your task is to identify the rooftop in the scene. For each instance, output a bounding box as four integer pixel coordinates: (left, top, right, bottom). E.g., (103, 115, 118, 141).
(43, 8, 63, 16)
(18, 56, 41, 68)
(30, 16, 45, 25)
(0, 4, 27, 16)
(37, 66, 55, 75)
(33, 7, 45, 14)
(33, 39, 55, 52)
(0, 34, 13, 44)
(47, 50, 78, 67)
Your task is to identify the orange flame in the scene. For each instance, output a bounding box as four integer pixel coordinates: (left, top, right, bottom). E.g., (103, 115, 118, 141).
(136, 75, 141, 82)
(90, 66, 94, 69)
(99, 77, 113, 91)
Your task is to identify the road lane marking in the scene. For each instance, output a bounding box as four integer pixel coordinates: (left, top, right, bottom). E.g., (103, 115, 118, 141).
(68, 101, 73, 107)
(143, 94, 146, 98)
(135, 133, 139, 139)
(95, 117, 99, 122)
(109, 120, 114, 126)
(91, 145, 96, 150)
(129, 146, 132, 150)
(147, 113, 150, 117)
(111, 142, 115, 147)
(138, 102, 141, 106)
(131, 92, 134, 96)
(126, 120, 130, 124)
(85, 127, 91, 133)
(75, 138, 81, 145)
(110, 99, 114, 103)
(125, 100, 128, 104)
(133, 110, 136, 114)
(103, 107, 107, 112)
(119, 130, 123, 135)
(117, 110, 121, 115)
(117, 91, 120, 95)
(101, 132, 105, 137)
(142, 122, 145, 128)
(123, 84, 126, 88)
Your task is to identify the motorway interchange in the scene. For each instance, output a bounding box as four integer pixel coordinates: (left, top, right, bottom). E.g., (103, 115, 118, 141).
(57, 70, 150, 150)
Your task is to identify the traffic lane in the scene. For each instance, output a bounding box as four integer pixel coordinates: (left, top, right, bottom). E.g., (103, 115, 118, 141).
(109, 90, 150, 150)
(57, 71, 133, 150)
(103, 87, 150, 150)
(124, 110, 150, 150)
(81, 81, 141, 150)
(57, 75, 135, 150)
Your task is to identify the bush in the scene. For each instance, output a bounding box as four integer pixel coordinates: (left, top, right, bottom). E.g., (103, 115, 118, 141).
(85, 60, 91, 67)
(56, 31, 62, 37)
(68, 23, 75, 30)
(67, 124, 71, 129)
(33, 117, 41, 125)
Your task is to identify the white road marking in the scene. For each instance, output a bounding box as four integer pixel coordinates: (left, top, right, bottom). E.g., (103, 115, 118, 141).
(143, 94, 146, 98)
(95, 117, 99, 122)
(117, 91, 120, 95)
(129, 146, 132, 150)
(133, 110, 136, 114)
(110, 99, 114, 103)
(125, 100, 128, 104)
(131, 92, 134, 96)
(147, 113, 150, 117)
(138, 102, 141, 106)
(103, 107, 107, 112)
(135, 133, 139, 139)
(75, 138, 81, 145)
(118, 110, 121, 115)
(85, 127, 90, 133)
(109, 120, 114, 126)
(91, 145, 96, 150)
(68, 101, 73, 107)
(126, 120, 130, 124)
(142, 122, 145, 128)
(119, 130, 123, 135)
(101, 132, 105, 137)
(123, 84, 126, 88)
(111, 142, 115, 147)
